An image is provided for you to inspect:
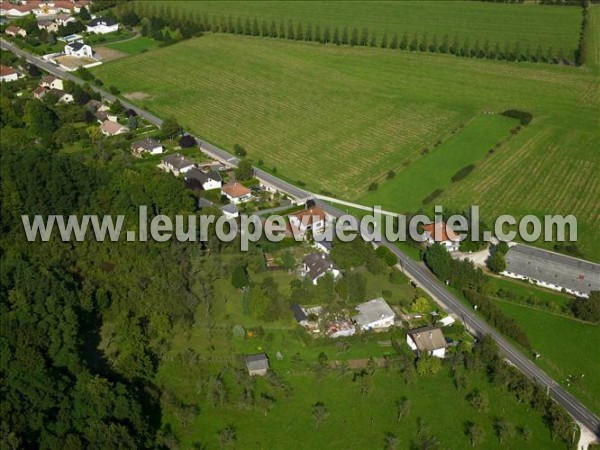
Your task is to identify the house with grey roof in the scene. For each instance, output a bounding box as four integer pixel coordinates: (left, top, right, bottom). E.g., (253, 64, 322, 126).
(161, 153, 195, 176)
(502, 244, 600, 298)
(302, 252, 340, 285)
(131, 138, 163, 156)
(220, 203, 239, 219)
(406, 326, 446, 358)
(353, 298, 395, 331)
(245, 353, 269, 376)
(184, 167, 222, 190)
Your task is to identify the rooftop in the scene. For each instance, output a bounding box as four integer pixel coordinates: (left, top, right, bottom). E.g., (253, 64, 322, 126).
(100, 120, 127, 135)
(245, 353, 269, 372)
(163, 153, 195, 170)
(222, 182, 251, 198)
(220, 203, 239, 215)
(353, 298, 395, 327)
(303, 252, 338, 281)
(422, 221, 460, 243)
(0, 65, 17, 76)
(184, 167, 222, 185)
(290, 206, 327, 225)
(407, 326, 446, 352)
(504, 244, 600, 296)
(131, 137, 161, 151)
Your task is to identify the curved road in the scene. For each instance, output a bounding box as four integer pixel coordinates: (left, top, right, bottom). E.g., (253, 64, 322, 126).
(3, 38, 598, 439)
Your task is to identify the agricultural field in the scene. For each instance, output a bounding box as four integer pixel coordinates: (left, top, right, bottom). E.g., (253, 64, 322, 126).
(497, 301, 600, 416)
(92, 33, 600, 258)
(133, 0, 582, 59)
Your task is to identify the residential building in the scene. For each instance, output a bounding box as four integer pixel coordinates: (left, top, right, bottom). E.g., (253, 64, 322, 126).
(0, 65, 19, 82)
(33, 85, 47, 99)
(292, 304, 322, 331)
(302, 252, 340, 285)
(55, 13, 75, 26)
(245, 353, 269, 376)
(5, 25, 27, 37)
(37, 19, 59, 32)
(48, 89, 74, 104)
(86, 17, 119, 34)
(184, 168, 223, 190)
(352, 298, 396, 331)
(221, 182, 252, 204)
(220, 203, 239, 220)
(289, 206, 328, 237)
(502, 244, 600, 298)
(64, 41, 93, 58)
(406, 326, 447, 358)
(40, 75, 64, 90)
(100, 120, 129, 136)
(161, 153, 195, 175)
(130, 138, 164, 156)
(422, 221, 461, 251)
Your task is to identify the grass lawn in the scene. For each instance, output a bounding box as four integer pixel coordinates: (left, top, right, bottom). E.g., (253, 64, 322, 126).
(487, 275, 574, 311)
(106, 36, 159, 55)
(92, 34, 600, 259)
(134, 0, 581, 58)
(497, 301, 600, 416)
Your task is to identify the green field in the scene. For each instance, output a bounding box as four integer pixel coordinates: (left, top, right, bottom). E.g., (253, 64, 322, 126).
(92, 33, 600, 258)
(149, 268, 567, 449)
(498, 301, 600, 416)
(105, 36, 159, 54)
(359, 114, 517, 211)
(133, 0, 581, 58)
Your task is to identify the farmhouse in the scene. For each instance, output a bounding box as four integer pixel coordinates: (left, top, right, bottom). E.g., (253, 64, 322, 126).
(0, 65, 19, 82)
(289, 206, 328, 238)
(86, 17, 119, 34)
(64, 41, 93, 58)
(184, 168, 223, 190)
(302, 252, 340, 285)
(406, 326, 447, 358)
(422, 221, 461, 252)
(502, 244, 600, 298)
(130, 138, 164, 156)
(220, 203, 239, 219)
(100, 120, 129, 136)
(161, 153, 195, 176)
(5, 25, 27, 37)
(221, 182, 252, 204)
(244, 353, 269, 376)
(40, 75, 64, 90)
(352, 298, 396, 331)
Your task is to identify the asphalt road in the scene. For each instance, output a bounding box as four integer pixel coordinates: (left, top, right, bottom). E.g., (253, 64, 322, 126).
(4, 38, 598, 439)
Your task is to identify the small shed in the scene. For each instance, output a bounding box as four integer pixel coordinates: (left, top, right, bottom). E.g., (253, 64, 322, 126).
(245, 353, 269, 376)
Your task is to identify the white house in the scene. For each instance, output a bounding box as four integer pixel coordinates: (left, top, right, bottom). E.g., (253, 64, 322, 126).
(406, 326, 447, 358)
(49, 89, 74, 104)
(86, 17, 119, 34)
(100, 120, 129, 136)
(64, 42, 93, 58)
(220, 203, 239, 220)
(221, 182, 252, 204)
(302, 252, 340, 285)
(161, 153, 195, 176)
(184, 168, 223, 190)
(40, 76, 64, 90)
(289, 206, 328, 238)
(38, 20, 59, 33)
(352, 298, 396, 331)
(422, 221, 461, 252)
(130, 138, 164, 156)
(55, 13, 76, 26)
(0, 65, 19, 82)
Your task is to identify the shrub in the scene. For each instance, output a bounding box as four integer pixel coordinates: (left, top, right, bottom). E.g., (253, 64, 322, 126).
(368, 182, 378, 191)
(501, 109, 533, 125)
(451, 164, 475, 182)
(423, 189, 443, 205)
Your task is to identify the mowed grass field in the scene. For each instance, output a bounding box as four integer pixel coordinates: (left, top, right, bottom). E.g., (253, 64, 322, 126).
(497, 301, 600, 415)
(92, 34, 600, 257)
(140, 0, 581, 57)
(105, 36, 159, 55)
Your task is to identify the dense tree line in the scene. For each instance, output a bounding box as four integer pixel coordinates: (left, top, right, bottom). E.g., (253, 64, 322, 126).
(424, 244, 531, 348)
(115, 2, 577, 65)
